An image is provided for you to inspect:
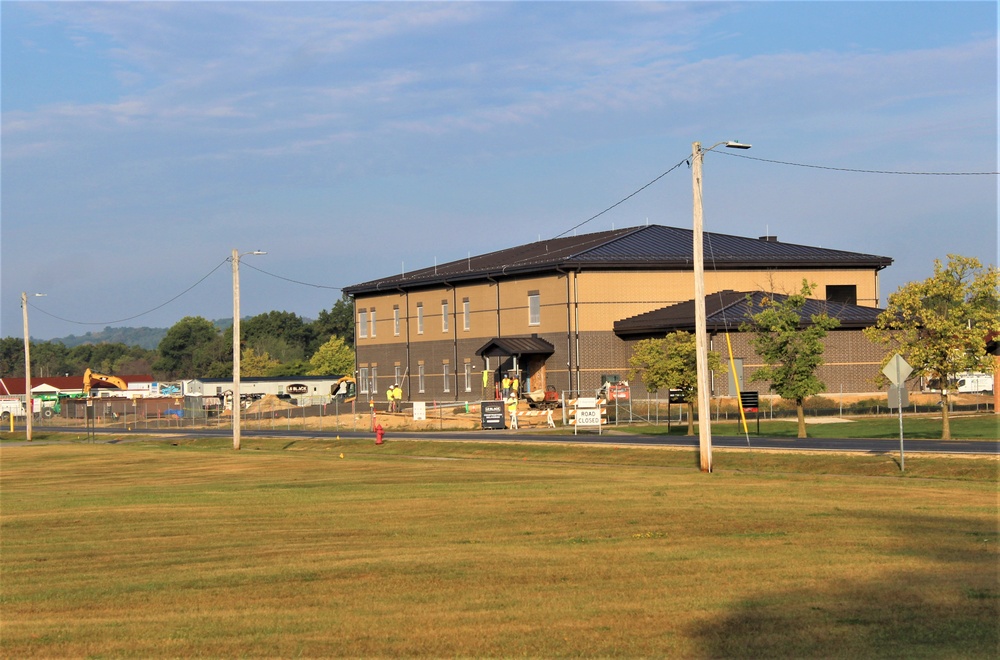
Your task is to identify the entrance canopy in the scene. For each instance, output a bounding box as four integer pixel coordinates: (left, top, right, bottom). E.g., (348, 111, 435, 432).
(476, 336, 554, 359)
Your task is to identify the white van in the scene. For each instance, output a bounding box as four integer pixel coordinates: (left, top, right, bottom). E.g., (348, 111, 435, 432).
(955, 372, 994, 394)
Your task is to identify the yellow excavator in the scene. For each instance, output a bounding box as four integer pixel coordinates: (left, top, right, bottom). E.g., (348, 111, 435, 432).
(330, 375, 357, 403)
(83, 368, 129, 396)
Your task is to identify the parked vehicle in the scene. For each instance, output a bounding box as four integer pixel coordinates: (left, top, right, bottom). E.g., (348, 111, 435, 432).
(0, 397, 25, 421)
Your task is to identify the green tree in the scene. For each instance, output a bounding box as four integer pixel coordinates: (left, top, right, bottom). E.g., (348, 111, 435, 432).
(628, 331, 724, 436)
(240, 348, 281, 377)
(741, 281, 840, 438)
(154, 316, 222, 379)
(0, 337, 23, 377)
(864, 255, 1000, 440)
(242, 311, 315, 358)
(312, 294, 355, 350)
(307, 335, 355, 377)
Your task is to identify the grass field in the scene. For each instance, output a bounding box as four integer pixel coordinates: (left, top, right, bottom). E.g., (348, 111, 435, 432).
(2, 438, 997, 658)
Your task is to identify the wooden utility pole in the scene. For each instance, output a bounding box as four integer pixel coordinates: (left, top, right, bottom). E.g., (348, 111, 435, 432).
(232, 249, 242, 450)
(691, 142, 712, 472)
(21, 292, 33, 442)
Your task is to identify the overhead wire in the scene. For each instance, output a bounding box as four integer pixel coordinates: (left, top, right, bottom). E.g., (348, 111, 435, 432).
(716, 150, 999, 175)
(27, 258, 231, 326)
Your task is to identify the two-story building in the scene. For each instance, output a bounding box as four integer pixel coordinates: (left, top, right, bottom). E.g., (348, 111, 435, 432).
(343, 224, 893, 402)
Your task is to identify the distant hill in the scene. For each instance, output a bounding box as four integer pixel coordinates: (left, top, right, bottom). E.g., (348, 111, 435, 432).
(52, 327, 168, 350)
(50, 319, 234, 350)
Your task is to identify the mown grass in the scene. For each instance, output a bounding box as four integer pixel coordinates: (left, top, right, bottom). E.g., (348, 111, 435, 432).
(1, 439, 997, 658)
(618, 413, 1000, 440)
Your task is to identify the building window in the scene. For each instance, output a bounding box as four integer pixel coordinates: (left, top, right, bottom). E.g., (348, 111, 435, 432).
(359, 367, 369, 394)
(826, 285, 857, 306)
(464, 363, 472, 392)
(418, 365, 426, 393)
(528, 292, 540, 326)
(393, 306, 400, 336)
(443, 363, 451, 392)
(358, 309, 368, 338)
(369, 309, 376, 338)
(417, 303, 424, 334)
(371, 366, 378, 394)
(442, 300, 449, 332)
(463, 298, 470, 331)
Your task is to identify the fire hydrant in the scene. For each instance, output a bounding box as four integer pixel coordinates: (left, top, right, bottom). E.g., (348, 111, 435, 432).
(375, 423, 385, 445)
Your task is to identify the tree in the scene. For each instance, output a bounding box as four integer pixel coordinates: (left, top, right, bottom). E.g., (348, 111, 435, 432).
(242, 311, 315, 358)
(628, 331, 724, 436)
(864, 255, 1000, 440)
(307, 336, 355, 377)
(240, 348, 280, 377)
(312, 294, 355, 350)
(740, 281, 840, 438)
(154, 316, 222, 379)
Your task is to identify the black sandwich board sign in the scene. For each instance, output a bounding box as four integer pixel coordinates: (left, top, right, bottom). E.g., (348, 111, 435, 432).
(481, 401, 506, 429)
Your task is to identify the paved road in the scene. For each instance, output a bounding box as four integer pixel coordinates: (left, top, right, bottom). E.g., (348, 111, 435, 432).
(14, 425, 999, 455)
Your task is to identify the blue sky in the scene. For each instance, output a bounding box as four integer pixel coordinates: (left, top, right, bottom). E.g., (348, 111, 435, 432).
(2, 1, 997, 341)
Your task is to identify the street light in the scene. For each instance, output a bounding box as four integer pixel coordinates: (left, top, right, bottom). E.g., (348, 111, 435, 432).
(21, 292, 46, 442)
(232, 249, 266, 451)
(691, 140, 751, 472)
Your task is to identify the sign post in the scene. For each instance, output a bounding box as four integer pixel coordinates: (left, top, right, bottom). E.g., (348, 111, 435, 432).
(882, 353, 913, 472)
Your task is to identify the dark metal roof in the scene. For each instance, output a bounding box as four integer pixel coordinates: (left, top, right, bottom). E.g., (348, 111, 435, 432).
(344, 224, 893, 295)
(475, 336, 556, 358)
(613, 290, 885, 337)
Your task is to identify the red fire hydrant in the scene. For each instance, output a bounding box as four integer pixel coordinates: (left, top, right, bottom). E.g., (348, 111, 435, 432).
(375, 423, 385, 445)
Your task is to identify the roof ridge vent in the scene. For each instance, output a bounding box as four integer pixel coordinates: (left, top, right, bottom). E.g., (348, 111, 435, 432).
(758, 235, 778, 242)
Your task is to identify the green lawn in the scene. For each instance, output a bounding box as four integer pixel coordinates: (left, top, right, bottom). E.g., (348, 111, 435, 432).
(1, 438, 997, 658)
(618, 412, 1000, 440)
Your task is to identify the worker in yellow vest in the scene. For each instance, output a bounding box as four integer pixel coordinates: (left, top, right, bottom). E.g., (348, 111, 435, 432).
(392, 383, 403, 412)
(501, 375, 511, 399)
(507, 394, 519, 430)
(386, 387, 395, 413)
(510, 376, 520, 398)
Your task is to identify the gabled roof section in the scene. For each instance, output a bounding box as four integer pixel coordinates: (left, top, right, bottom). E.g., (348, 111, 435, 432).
(344, 224, 892, 295)
(476, 336, 556, 358)
(614, 290, 885, 337)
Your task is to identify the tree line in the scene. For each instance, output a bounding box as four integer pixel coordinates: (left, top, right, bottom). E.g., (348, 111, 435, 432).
(0, 296, 356, 381)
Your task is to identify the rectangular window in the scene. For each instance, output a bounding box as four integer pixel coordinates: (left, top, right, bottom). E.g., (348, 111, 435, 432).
(528, 292, 541, 326)
(359, 368, 369, 394)
(394, 366, 402, 385)
(463, 298, 470, 331)
(826, 285, 858, 306)
(464, 363, 472, 392)
(418, 365, 426, 393)
(369, 309, 376, 338)
(393, 306, 400, 336)
(442, 300, 449, 332)
(443, 363, 451, 392)
(371, 366, 378, 394)
(358, 309, 368, 338)
(417, 303, 424, 334)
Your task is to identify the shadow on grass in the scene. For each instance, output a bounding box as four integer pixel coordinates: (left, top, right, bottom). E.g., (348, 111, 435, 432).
(691, 570, 998, 658)
(692, 510, 999, 658)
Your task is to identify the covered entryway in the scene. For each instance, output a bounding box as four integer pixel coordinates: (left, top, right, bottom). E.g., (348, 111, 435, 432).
(475, 336, 555, 396)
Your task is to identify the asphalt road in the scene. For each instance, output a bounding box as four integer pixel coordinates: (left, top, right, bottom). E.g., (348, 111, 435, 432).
(16, 425, 1000, 455)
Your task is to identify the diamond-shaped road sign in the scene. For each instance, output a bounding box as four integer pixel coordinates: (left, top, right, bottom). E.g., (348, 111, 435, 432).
(882, 353, 913, 386)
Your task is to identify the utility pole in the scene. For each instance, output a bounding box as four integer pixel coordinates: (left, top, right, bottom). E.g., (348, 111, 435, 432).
(691, 143, 712, 472)
(691, 140, 752, 473)
(22, 293, 33, 442)
(232, 249, 242, 450)
(232, 249, 265, 451)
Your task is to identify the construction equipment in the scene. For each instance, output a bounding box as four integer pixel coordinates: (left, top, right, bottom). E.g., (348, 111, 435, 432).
(331, 376, 358, 403)
(525, 385, 561, 410)
(83, 368, 129, 395)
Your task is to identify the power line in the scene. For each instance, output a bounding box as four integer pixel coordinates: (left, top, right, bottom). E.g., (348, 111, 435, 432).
(240, 261, 343, 290)
(717, 150, 999, 175)
(552, 157, 690, 239)
(28, 258, 231, 326)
